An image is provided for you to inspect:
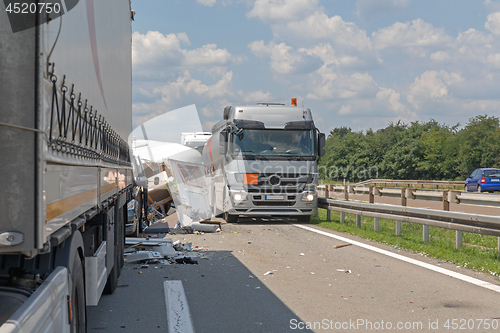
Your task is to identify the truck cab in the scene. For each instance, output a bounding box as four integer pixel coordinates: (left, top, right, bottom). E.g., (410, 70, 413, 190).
(203, 102, 325, 223)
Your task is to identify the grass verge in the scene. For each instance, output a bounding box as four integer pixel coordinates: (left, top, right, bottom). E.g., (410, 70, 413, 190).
(311, 209, 500, 276)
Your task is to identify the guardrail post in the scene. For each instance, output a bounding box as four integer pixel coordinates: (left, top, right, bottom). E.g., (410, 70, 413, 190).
(456, 231, 462, 249)
(356, 215, 361, 228)
(400, 188, 407, 206)
(344, 185, 349, 200)
(325, 185, 329, 198)
(326, 208, 331, 221)
(374, 217, 379, 232)
(498, 237, 500, 260)
(443, 190, 450, 211)
(396, 221, 401, 236)
(423, 225, 429, 243)
(369, 186, 374, 203)
(340, 212, 345, 223)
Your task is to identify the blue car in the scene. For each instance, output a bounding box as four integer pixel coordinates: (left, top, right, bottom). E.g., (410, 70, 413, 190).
(465, 168, 500, 193)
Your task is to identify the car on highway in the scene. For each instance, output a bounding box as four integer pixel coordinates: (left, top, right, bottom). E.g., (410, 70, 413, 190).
(465, 168, 500, 193)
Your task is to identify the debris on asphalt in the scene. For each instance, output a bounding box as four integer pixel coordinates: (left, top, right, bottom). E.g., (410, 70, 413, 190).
(336, 269, 352, 273)
(191, 222, 219, 233)
(175, 257, 198, 265)
(125, 237, 210, 266)
(333, 243, 352, 249)
(300, 253, 305, 256)
(263, 271, 274, 276)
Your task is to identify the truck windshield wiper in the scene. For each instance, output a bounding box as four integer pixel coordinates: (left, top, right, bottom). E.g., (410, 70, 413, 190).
(242, 150, 269, 160)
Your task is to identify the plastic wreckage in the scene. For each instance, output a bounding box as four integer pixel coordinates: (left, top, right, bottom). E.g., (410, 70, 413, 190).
(124, 237, 210, 265)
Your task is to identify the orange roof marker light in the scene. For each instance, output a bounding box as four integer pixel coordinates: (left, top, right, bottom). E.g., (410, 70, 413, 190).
(291, 98, 297, 106)
(244, 174, 258, 185)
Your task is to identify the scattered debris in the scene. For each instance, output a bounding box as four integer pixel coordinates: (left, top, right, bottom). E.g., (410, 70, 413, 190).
(263, 271, 274, 276)
(333, 243, 352, 249)
(175, 257, 198, 265)
(336, 269, 352, 273)
(125, 237, 209, 266)
(300, 253, 305, 256)
(191, 222, 219, 233)
(255, 287, 260, 290)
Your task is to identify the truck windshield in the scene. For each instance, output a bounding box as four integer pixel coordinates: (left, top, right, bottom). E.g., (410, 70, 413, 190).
(231, 129, 315, 157)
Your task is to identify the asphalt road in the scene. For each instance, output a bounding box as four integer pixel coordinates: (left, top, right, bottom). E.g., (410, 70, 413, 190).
(88, 217, 500, 332)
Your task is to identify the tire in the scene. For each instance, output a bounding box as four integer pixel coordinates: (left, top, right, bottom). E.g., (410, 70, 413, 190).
(296, 215, 311, 223)
(478, 185, 482, 193)
(70, 253, 86, 333)
(224, 211, 238, 223)
(104, 205, 124, 295)
(464, 184, 468, 192)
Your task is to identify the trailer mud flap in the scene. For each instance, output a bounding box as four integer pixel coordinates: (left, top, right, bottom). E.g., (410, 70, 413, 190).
(85, 241, 107, 306)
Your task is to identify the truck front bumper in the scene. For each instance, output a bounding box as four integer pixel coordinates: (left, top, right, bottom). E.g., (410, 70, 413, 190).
(227, 189, 318, 216)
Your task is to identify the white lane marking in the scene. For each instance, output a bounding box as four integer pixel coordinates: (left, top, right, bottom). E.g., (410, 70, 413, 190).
(294, 224, 500, 293)
(164, 281, 195, 333)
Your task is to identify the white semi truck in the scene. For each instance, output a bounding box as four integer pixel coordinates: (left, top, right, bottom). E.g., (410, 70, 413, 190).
(203, 101, 325, 223)
(0, 1, 137, 331)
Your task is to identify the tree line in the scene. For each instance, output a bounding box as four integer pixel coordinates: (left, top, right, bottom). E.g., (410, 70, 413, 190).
(318, 115, 500, 182)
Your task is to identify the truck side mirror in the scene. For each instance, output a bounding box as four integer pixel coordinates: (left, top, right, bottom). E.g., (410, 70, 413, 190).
(219, 130, 228, 154)
(318, 132, 326, 156)
(223, 106, 231, 120)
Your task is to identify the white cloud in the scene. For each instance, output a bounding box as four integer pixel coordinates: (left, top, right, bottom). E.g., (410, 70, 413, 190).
(356, 0, 411, 19)
(307, 70, 378, 100)
(133, 31, 234, 75)
(184, 44, 233, 66)
(372, 19, 450, 50)
(247, 0, 319, 22)
(240, 90, 273, 103)
(457, 28, 493, 45)
(487, 53, 500, 66)
(338, 105, 352, 115)
(248, 40, 273, 58)
(196, 0, 217, 6)
(430, 51, 451, 62)
(284, 12, 372, 52)
(248, 41, 322, 75)
(376, 88, 409, 114)
(407, 70, 464, 109)
(485, 12, 500, 35)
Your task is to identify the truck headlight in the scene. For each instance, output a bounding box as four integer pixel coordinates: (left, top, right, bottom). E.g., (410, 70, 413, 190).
(231, 191, 248, 202)
(301, 190, 317, 202)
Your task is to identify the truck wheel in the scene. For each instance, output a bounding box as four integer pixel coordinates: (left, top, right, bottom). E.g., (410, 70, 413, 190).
(71, 254, 86, 333)
(296, 215, 310, 223)
(104, 205, 124, 295)
(224, 211, 238, 223)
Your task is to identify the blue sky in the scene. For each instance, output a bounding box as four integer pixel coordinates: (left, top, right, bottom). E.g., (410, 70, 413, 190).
(131, 0, 500, 135)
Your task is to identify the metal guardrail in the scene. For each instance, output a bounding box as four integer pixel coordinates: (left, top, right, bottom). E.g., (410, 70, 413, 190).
(317, 197, 500, 255)
(353, 178, 463, 188)
(318, 184, 500, 208)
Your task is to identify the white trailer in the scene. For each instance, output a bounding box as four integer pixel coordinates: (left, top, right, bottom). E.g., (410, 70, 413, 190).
(0, 1, 136, 331)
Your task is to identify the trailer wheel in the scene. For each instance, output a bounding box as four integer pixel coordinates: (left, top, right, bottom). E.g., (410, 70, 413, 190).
(104, 205, 124, 295)
(71, 254, 86, 333)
